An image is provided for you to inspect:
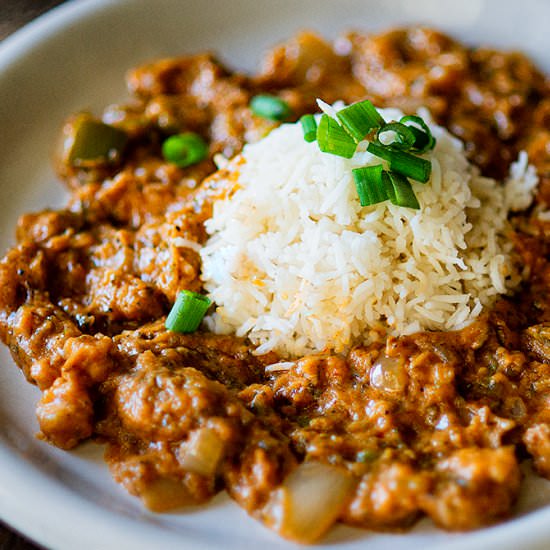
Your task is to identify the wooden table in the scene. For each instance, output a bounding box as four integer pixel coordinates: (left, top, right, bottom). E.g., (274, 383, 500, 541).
(1, 4, 67, 548)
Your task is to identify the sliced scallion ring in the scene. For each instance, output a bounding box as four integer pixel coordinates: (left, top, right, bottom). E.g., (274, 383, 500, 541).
(165, 290, 212, 333)
(336, 99, 385, 143)
(250, 94, 292, 121)
(376, 122, 416, 150)
(300, 114, 318, 142)
(352, 164, 388, 206)
(317, 114, 357, 158)
(367, 142, 431, 183)
(399, 115, 436, 153)
(162, 132, 208, 168)
(383, 171, 420, 209)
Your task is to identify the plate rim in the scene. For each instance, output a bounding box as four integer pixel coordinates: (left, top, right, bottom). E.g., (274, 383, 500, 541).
(1, 1, 550, 549)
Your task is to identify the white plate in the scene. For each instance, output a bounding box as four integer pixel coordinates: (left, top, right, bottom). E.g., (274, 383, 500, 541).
(1, 1, 549, 548)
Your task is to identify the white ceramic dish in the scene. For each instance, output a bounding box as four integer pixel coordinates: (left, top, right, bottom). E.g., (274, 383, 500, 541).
(1, 0, 549, 548)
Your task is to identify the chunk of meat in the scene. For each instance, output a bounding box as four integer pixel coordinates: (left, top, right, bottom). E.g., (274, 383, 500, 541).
(350, 28, 467, 98)
(97, 346, 296, 514)
(524, 424, 550, 477)
(343, 461, 428, 529)
(0, 293, 115, 448)
(522, 323, 550, 362)
(421, 447, 521, 530)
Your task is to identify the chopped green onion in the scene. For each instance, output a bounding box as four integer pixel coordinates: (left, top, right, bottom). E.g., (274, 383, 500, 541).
(384, 174, 397, 204)
(399, 115, 436, 153)
(250, 94, 292, 121)
(352, 164, 388, 206)
(383, 171, 420, 209)
(300, 114, 318, 142)
(165, 290, 212, 333)
(162, 132, 208, 168)
(405, 125, 432, 153)
(317, 114, 357, 158)
(311, 98, 433, 211)
(336, 99, 385, 142)
(352, 165, 420, 209)
(367, 142, 431, 183)
(376, 122, 416, 150)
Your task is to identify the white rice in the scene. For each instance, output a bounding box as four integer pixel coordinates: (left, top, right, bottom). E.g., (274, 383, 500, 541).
(198, 106, 538, 357)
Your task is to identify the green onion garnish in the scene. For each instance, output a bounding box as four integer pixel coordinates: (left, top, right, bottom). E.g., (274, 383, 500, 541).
(399, 115, 436, 153)
(162, 132, 208, 168)
(376, 122, 416, 150)
(336, 99, 385, 143)
(250, 94, 292, 121)
(352, 165, 421, 209)
(165, 290, 212, 333)
(366, 142, 431, 183)
(317, 114, 357, 158)
(300, 114, 318, 142)
(302, 98, 434, 211)
(352, 164, 388, 206)
(383, 171, 420, 209)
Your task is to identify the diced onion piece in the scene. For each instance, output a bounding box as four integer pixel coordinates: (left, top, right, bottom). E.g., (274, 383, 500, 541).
(140, 477, 195, 512)
(178, 427, 225, 477)
(263, 462, 355, 543)
(370, 353, 408, 393)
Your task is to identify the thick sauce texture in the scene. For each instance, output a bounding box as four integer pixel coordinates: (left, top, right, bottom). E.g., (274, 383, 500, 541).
(1, 28, 550, 542)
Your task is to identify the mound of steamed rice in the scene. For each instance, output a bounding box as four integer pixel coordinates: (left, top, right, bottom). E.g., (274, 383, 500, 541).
(199, 106, 538, 357)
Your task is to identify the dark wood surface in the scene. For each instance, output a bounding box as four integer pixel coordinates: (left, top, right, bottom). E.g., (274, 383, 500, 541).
(0, 0, 67, 41)
(1, 3, 68, 548)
